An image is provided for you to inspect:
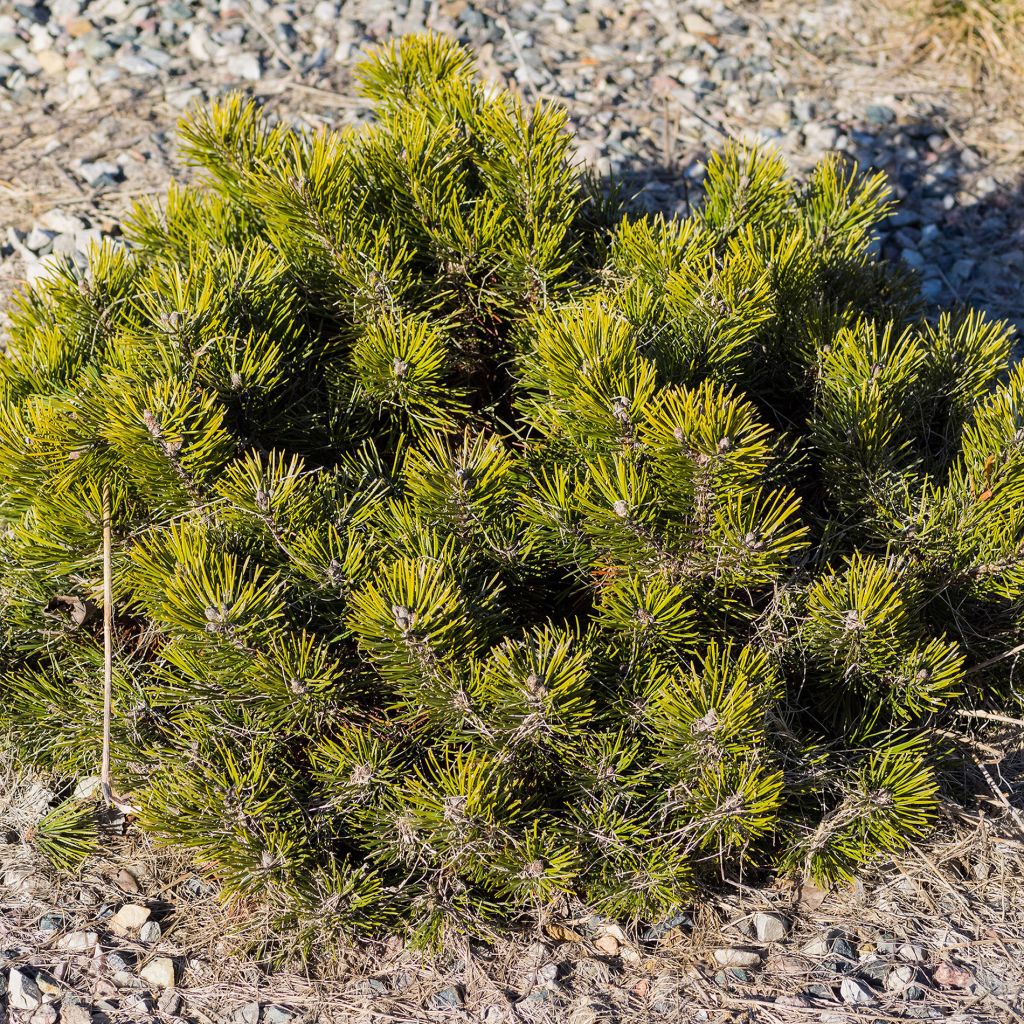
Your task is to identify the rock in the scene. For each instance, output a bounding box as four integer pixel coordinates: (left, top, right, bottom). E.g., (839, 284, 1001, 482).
(65, 16, 94, 37)
(840, 978, 875, 1004)
(24, 227, 56, 254)
(10, 969, 42, 1011)
(107, 950, 135, 973)
(866, 103, 896, 125)
(775, 993, 812, 1008)
(713, 947, 763, 968)
(38, 913, 65, 934)
(682, 12, 716, 35)
(801, 936, 830, 957)
(263, 1006, 293, 1024)
(117, 53, 161, 75)
(140, 920, 162, 943)
(593, 933, 619, 955)
(427, 986, 464, 1010)
(108, 903, 151, 936)
(115, 867, 142, 893)
(29, 1006, 57, 1024)
(234, 1002, 260, 1024)
(899, 942, 926, 963)
(227, 52, 261, 80)
(536, 962, 559, 985)
(77, 160, 123, 189)
(35, 971, 61, 1000)
(36, 49, 64, 74)
(641, 910, 690, 943)
(60, 1005, 92, 1024)
(140, 956, 176, 990)
(157, 990, 183, 1015)
(933, 961, 972, 988)
(753, 912, 789, 943)
(887, 964, 918, 993)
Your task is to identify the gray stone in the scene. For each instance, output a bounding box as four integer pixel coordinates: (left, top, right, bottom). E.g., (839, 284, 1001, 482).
(753, 912, 789, 943)
(117, 53, 161, 75)
(427, 986, 464, 1010)
(263, 1007, 293, 1024)
(107, 950, 135, 973)
(139, 920, 162, 943)
(29, 1005, 57, 1024)
(234, 1002, 260, 1024)
(866, 104, 896, 125)
(77, 161, 124, 189)
(157, 990, 183, 1015)
(713, 947, 763, 968)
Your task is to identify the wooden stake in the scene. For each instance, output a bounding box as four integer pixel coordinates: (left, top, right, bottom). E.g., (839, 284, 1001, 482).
(101, 479, 113, 808)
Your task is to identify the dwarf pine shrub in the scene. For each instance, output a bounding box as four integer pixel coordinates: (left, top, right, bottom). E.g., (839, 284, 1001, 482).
(1, 34, 1021, 949)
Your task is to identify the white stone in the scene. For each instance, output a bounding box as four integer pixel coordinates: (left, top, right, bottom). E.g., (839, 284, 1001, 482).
(682, 13, 715, 35)
(59, 1006, 91, 1024)
(712, 947, 763, 968)
(801, 936, 830, 957)
(37, 206, 86, 233)
(10, 969, 42, 1011)
(887, 964, 916, 993)
(840, 978, 875, 1004)
(59, 930, 100, 952)
(29, 1005, 57, 1024)
(108, 903, 151, 936)
(187, 24, 215, 62)
(227, 52, 261, 81)
(140, 956, 176, 990)
(753, 912, 789, 943)
(140, 920, 162, 943)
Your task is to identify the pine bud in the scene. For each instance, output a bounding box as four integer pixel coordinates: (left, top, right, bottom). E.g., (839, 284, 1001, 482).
(443, 794, 468, 822)
(610, 395, 630, 423)
(393, 357, 409, 378)
(392, 605, 414, 630)
(612, 499, 630, 519)
(842, 609, 865, 632)
(521, 860, 545, 879)
(718, 436, 733, 452)
(327, 559, 346, 587)
(255, 488, 271, 513)
(142, 409, 161, 436)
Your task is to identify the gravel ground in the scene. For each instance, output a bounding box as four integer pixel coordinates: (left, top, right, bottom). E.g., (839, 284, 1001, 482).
(1, 0, 1023, 333)
(1, 1, 1024, 1022)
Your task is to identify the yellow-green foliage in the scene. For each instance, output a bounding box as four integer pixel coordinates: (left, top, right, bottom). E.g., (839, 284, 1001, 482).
(0, 34, 1020, 951)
